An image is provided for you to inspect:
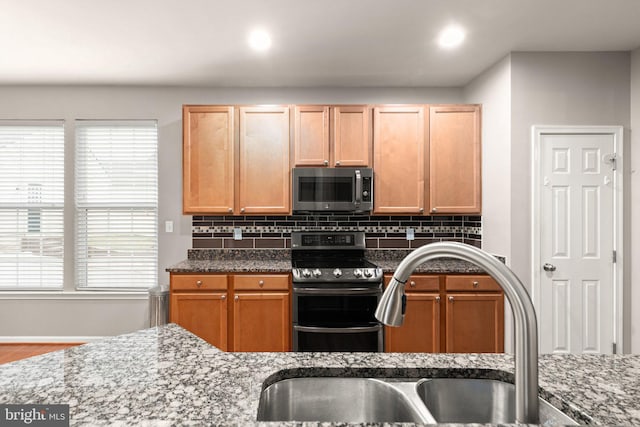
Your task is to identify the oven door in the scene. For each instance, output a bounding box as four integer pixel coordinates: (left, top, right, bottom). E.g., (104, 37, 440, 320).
(293, 325, 383, 352)
(292, 286, 383, 352)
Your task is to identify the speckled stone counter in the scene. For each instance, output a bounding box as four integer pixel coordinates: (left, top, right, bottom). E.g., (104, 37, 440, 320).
(166, 249, 500, 274)
(1, 324, 639, 426)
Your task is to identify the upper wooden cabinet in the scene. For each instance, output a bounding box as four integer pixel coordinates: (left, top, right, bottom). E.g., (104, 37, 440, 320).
(294, 105, 330, 166)
(238, 106, 291, 214)
(293, 105, 371, 167)
(183, 105, 291, 215)
(373, 106, 426, 214)
(183, 106, 235, 214)
(429, 105, 482, 214)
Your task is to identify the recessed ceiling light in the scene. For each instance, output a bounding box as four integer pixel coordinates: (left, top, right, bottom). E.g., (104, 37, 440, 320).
(437, 25, 465, 49)
(248, 29, 272, 52)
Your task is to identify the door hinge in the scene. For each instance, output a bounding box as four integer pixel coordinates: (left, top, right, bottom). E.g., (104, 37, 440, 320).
(612, 250, 617, 263)
(612, 342, 617, 354)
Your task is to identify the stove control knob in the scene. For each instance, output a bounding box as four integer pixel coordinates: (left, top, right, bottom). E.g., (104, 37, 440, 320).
(364, 269, 373, 278)
(302, 269, 312, 278)
(353, 269, 363, 278)
(312, 269, 322, 278)
(333, 268, 343, 278)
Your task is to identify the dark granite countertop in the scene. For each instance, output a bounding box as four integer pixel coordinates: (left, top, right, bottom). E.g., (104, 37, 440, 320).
(1, 324, 638, 426)
(166, 249, 498, 274)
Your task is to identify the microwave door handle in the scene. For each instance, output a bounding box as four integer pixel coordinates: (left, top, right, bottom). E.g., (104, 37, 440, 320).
(354, 169, 362, 206)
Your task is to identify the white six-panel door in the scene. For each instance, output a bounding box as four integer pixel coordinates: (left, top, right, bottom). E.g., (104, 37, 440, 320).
(532, 126, 623, 354)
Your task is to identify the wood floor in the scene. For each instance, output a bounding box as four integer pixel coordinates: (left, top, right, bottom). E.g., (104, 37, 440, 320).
(0, 343, 82, 365)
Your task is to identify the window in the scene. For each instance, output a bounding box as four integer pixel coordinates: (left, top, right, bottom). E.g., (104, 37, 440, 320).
(0, 122, 65, 289)
(75, 121, 158, 289)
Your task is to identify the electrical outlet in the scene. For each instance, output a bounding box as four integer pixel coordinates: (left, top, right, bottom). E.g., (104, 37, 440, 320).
(406, 228, 415, 241)
(233, 228, 242, 240)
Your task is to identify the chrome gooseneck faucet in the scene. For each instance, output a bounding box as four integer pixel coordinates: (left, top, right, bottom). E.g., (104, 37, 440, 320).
(375, 242, 539, 424)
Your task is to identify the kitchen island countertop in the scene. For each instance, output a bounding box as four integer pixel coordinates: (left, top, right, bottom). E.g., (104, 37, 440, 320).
(1, 324, 639, 426)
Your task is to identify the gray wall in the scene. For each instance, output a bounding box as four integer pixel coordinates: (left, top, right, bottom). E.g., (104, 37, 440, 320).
(509, 52, 632, 351)
(0, 85, 462, 340)
(631, 48, 640, 353)
(463, 55, 513, 352)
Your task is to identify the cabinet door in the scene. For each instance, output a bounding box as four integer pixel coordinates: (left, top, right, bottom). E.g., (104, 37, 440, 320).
(238, 106, 291, 214)
(170, 292, 228, 350)
(429, 105, 481, 214)
(294, 105, 330, 166)
(232, 292, 290, 352)
(182, 105, 235, 214)
(373, 106, 426, 214)
(385, 293, 441, 353)
(333, 106, 371, 167)
(445, 293, 504, 353)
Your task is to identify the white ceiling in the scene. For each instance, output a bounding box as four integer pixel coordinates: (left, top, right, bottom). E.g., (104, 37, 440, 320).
(2, 0, 640, 87)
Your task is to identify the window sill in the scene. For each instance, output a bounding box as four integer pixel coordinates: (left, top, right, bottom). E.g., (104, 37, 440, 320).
(0, 291, 148, 300)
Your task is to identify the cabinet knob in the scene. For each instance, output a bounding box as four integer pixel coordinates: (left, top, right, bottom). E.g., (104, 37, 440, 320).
(473, 281, 479, 288)
(448, 296, 454, 302)
(259, 280, 265, 287)
(419, 208, 424, 213)
(432, 208, 437, 213)
(324, 160, 329, 166)
(234, 295, 239, 301)
(228, 208, 233, 213)
(196, 280, 203, 287)
(221, 295, 226, 300)
(409, 281, 416, 287)
(240, 208, 245, 213)
(435, 296, 441, 302)
(335, 161, 341, 166)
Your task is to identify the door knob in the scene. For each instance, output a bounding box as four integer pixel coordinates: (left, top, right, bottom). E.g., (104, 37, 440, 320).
(543, 263, 556, 272)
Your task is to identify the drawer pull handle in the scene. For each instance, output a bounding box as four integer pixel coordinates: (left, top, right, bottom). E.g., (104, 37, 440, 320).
(409, 281, 416, 287)
(259, 280, 265, 287)
(449, 296, 454, 302)
(473, 281, 479, 288)
(234, 295, 239, 301)
(435, 296, 441, 302)
(196, 280, 203, 287)
(221, 295, 226, 300)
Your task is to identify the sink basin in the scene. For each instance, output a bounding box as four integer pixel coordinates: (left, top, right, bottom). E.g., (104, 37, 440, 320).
(416, 378, 579, 425)
(257, 377, 433, 423)
(257, 376, 579, 425)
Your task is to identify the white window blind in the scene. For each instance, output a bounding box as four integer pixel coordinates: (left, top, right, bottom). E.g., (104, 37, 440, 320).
(75, 121, 158, 289)
(0, 122, 65, 289)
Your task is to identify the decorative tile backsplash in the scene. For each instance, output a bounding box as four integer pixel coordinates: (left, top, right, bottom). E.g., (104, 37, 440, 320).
(192, 214, 482, 249)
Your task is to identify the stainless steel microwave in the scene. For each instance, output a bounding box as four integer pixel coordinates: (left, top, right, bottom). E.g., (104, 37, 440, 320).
(292, 167, 373, 213)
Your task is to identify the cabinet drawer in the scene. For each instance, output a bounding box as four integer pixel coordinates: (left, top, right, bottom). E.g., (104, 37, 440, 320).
(446, 275, 501, 292)
(233, 274, 289, 291)
(171, 274, 227, 291)
(386, 274, 439, 291)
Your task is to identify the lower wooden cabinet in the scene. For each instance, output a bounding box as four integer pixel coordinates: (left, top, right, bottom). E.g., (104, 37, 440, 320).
(385, 292, 441, 352)
(384, 274, 504, 353)
(231, 274, 290, 352)
(232, 292, 290, 352)
(169, 272, 291, 352)
(445, 293, 504, 353)
(170, 292, 228, 350)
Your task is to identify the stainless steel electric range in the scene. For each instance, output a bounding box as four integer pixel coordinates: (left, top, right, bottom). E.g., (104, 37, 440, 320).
(291, 231, 384, 352)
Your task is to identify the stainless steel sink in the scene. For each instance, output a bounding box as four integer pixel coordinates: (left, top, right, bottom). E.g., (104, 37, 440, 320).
(256, 377, 434, 423)
(416, 378, 579, 425)
(257, 376, 580, 425)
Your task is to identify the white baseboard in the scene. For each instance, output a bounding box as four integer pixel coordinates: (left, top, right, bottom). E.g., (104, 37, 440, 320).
(0, 336, 107, 343)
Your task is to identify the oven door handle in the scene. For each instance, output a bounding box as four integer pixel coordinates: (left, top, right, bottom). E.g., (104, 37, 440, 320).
(293, 325, 382, 334)
(293, 287, 381, 295)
